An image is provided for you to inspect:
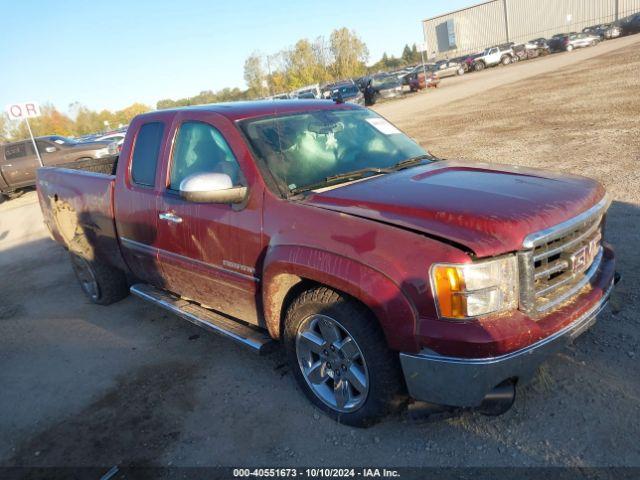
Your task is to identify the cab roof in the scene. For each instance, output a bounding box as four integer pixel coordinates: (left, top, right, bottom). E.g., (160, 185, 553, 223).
(139, 100, 360, 123)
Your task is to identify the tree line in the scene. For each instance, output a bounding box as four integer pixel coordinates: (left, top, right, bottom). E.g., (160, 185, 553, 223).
(1, 27, 422, 142)
(157, 28, 421, 107)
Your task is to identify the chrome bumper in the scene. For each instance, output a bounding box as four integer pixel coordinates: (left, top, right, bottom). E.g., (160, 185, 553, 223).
(399, 278, 614, 407)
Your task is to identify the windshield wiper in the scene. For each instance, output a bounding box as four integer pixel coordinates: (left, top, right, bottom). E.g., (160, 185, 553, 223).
(388, 154, 438, 171)
(289, 167, 389, 195)
(288, 154, 439, 196)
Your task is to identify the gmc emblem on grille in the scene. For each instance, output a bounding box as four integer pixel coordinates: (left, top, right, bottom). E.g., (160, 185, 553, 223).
(570, 237, 599, 274)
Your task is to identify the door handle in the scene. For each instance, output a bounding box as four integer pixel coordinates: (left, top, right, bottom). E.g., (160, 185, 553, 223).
(159, 212, 183, 224)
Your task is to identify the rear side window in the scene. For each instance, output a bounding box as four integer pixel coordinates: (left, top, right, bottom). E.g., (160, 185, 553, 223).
(131, 122, 164, 186)
(4, 142, 29, 161)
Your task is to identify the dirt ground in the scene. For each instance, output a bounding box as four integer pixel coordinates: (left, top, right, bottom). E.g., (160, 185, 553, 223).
(1, 36, 639, 470)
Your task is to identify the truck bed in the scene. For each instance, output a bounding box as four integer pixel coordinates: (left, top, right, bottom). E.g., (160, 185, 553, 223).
(37, 164, 127, 271)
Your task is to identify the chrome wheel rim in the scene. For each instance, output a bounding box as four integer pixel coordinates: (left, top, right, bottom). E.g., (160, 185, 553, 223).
(295, 314, 369, 413)
(71, 256, 99, 301)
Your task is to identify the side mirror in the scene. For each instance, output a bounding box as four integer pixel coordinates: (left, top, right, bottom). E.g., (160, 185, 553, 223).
(45, 146, 57, 153)
(179, 173, 247, 204)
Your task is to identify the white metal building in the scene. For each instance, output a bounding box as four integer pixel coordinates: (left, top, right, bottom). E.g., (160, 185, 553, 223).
(423, 0, 640, 59)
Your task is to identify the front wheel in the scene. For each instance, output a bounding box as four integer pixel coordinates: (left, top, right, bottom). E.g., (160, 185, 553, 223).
(284, 287, 404, 427)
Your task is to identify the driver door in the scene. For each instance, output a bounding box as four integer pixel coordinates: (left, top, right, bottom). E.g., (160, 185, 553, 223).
(155, 111, 264, 324)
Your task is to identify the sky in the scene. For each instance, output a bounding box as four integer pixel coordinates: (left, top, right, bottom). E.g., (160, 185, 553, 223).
(0, 0, 477, 115)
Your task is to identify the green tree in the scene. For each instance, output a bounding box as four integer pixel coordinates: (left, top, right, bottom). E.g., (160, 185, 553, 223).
(401, 44, 413, 64)
(244, 52, 267, 97)
(329, 28, 369, 79)
(286, 39, 320, 89)
(411, 43, 420, 63)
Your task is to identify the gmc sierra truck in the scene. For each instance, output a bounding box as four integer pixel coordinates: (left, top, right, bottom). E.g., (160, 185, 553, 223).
(37, 101, 616, 426)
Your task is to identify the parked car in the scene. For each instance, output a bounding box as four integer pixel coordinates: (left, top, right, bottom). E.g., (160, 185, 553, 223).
(567, 32, 601, 51)
(621, 13, 640, 35)
(37, 101, 617, 426)
(364, 74, 403, 105)
(512, 43, 540, 61)
(405, 69, 440, 91)
(0, 136, 117, 199)
(472, 44, 516, 71)
(449, 55, 473, 72)
(330, 81, 365, 105)
(292, 85, 322, 99)
(548, 32, 577, 52)
(550, 32, 600, 52)
(433, 59, 465, 77)
(95, 131, 127, 154)
(584, 23, 622, 40)
(461, 52, 483, 72)
(602, 23, 622, 39)
(526, 38, 551, 55)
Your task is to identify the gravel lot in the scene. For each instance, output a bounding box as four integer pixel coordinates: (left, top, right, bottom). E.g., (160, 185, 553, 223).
(1, 36, 639, 469)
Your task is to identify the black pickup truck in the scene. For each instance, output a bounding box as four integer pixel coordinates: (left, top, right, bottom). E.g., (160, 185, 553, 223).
(0, 135, 117, 199)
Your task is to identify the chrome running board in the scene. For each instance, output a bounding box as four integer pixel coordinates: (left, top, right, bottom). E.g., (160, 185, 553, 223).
(130, 283, 277, 355)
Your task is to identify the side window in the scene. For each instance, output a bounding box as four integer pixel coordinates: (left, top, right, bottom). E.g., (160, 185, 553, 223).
(169, 121, 242, 191)
(4, 143, 27, 160)
(131, 122, 164, 187)
(36, 141, 53, 154)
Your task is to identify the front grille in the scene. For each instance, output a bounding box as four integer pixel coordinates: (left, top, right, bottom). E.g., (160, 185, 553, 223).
(518, 197, 609, 316)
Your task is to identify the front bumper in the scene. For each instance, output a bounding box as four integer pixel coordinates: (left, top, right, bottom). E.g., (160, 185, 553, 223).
(399, 277, 615, 407)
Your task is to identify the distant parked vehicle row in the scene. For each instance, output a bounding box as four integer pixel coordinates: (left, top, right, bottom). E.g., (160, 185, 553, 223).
(257, 15, 640, 108)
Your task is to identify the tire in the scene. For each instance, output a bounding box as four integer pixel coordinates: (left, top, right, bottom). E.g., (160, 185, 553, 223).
(501, 55, 511, 65)
(566, 44, 574, 52)
(284, 287, 404, 427)
(474, 61, 485, 72)
(456, 67, 465, 76)
(69, 253, 129, 305)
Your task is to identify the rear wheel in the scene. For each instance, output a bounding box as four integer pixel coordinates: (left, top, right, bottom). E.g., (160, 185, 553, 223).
(456, 67, 465, 76)
(474, 61, 485, 72)
(501, 55, 511, 65)
(70, 253, 129, 305)
(284, 287, 404, 427)
(566, 44, 574, 52)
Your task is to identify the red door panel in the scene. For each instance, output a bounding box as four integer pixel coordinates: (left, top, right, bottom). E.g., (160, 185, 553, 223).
(154, 111, 265, 325)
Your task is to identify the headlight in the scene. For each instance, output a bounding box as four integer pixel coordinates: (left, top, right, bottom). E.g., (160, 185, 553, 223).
(430, 255, 519, 319)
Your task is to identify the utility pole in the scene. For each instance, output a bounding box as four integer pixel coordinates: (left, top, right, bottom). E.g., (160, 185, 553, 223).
(503, 0, 510, 43)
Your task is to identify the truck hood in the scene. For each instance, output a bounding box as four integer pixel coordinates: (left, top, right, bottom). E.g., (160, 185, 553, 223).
(304, 160, 605, 257)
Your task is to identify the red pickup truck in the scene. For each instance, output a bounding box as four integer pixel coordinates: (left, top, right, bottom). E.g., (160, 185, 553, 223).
(37, 101, 616, 426)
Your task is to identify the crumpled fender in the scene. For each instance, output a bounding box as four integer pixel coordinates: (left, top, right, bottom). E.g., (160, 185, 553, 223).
(262, 244, 419, 352)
